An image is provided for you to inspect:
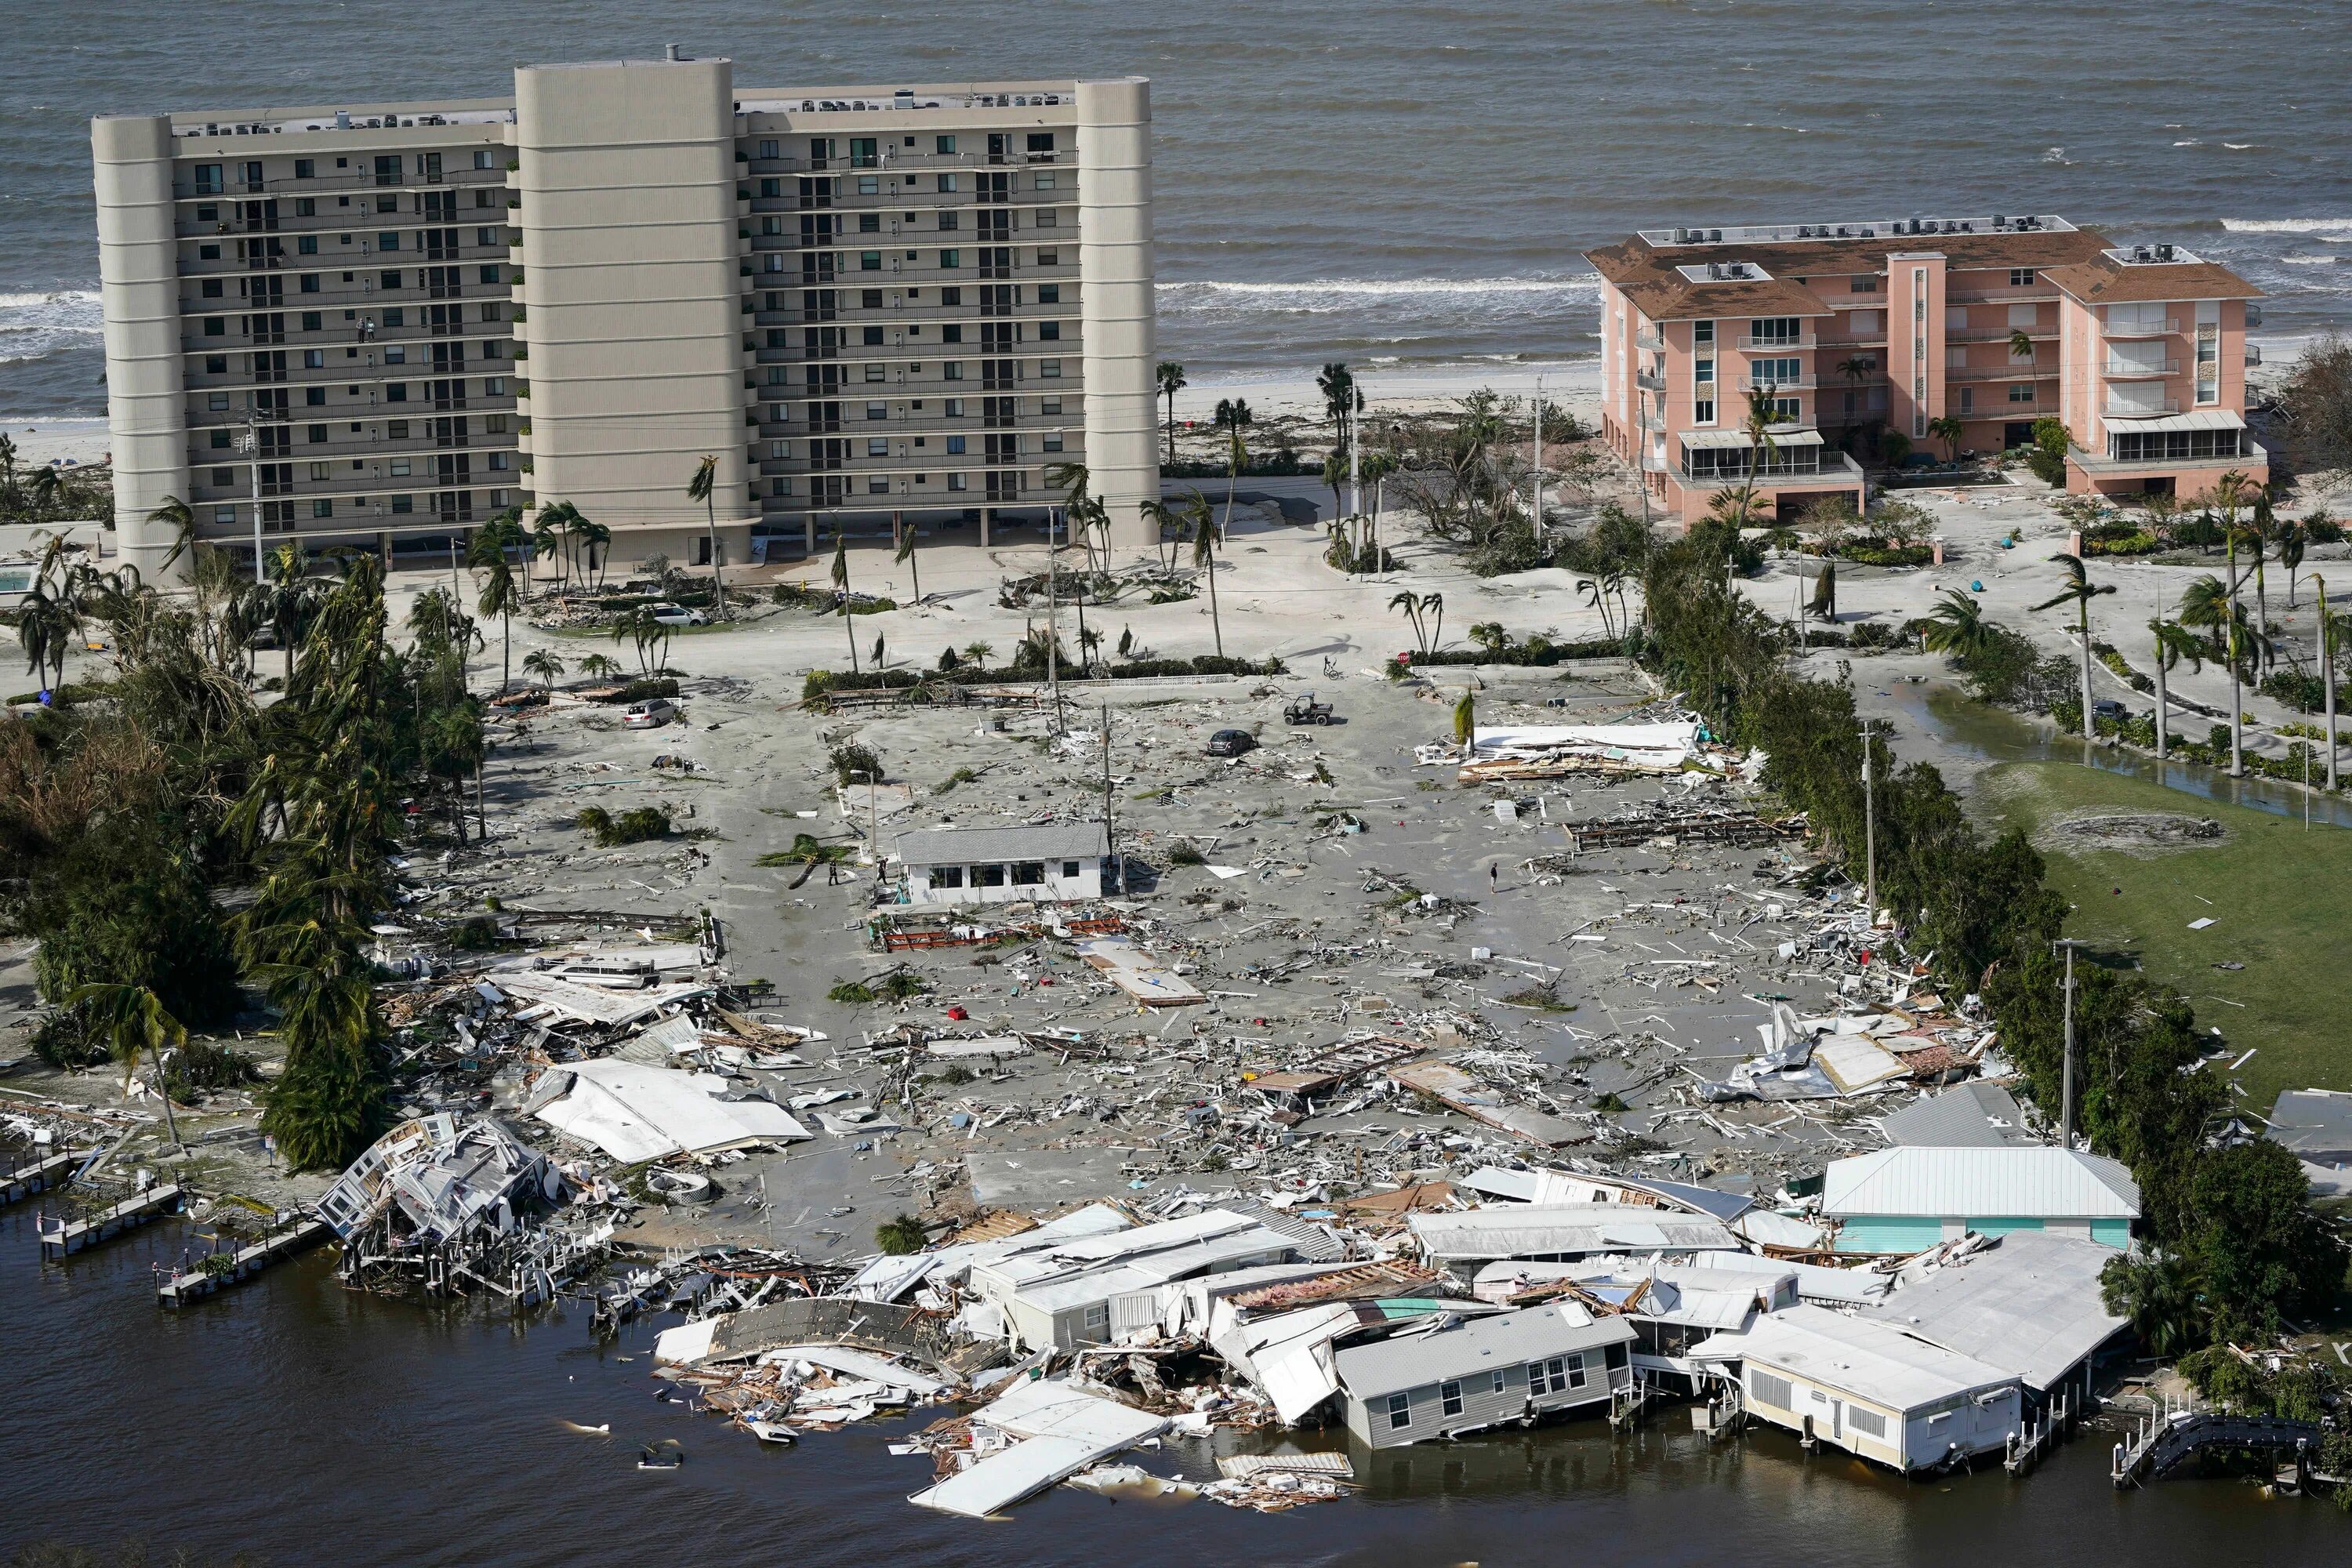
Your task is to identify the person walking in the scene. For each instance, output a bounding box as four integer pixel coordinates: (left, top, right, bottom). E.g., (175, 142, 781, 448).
(1489, 862, 1499, 895)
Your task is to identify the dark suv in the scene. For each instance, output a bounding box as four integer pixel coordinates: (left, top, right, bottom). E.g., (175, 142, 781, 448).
(1206, 728, 1256, 757)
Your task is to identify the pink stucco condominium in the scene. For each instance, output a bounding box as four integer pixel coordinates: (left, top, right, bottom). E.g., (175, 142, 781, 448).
(1587, 216, 2263, 524)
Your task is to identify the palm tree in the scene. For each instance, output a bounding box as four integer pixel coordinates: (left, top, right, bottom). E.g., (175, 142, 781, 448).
(1189, 491, 1225, 658)
(468, 511, 527, 691)
(1576, 576, 1618, 640)
(1921, 590, 1992, 659)
(830, 534, 859, 674)
(686, 455, 726, 616)
(2008, 327, 2037, 365)
(962, 640, 993, 671)
(578, 652, 622, 683)
(1156, 361, 1187, 466)
(2247, 486, 2276, 665)
(522, 648, 565, 693)
(13, 577, 76, 696)
(2150, 604, 2204, 764)
(895, 524, 923, 604)
(1389, 589, 1428, 657)
(67, 983, 187, 1149)
(1734, 384, 1780, 524)
(1138, 497, 1181, 575)
(577, 516, 612, 591)
(2281, 518, 2307, 608)
(2034, 553, 2118, 739)
(1321, 449, 1348, 536)
(1420, 591, 1445, 655)
(533, 500, 577, 593)
(1927, 414, 1965, 466)
(263, 540, 315, 683)
(147, 495, 200, 574)
(1318, 362, 1358, 452)
(1214, 399, 1253, 546)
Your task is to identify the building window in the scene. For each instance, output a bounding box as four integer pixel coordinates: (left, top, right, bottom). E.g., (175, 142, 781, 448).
(936, 135, 956, 154)
(1039, 321, 1061, 341)
(305, 387, 326, 406)
(866, 363, 885, 382)
(378, 232, 400, 252)
(1011, 861, 1045, 886)
(1958, 386, 1975, 412)
(298, 236, 318, 255)
(758, 140, 779, 160)
(1027, 132, 1054, 153)
(480, 264, 500, 285)
(1040, 396, 1062, 415)
(867, 437, 889, 457)
(867, 401, 887, 420)
(858, 175, 879, 196)
(213, 505, 234, 524)
(946, 435, 967, 455)
(201, 279, 223, 298)
(208, 393, 230, 411)
(1387, 1392, 1411, 1431)
(861, 251, 882, 270)
(1036, 249, 1058, 266)
(212, 466, 235, 485)
(941, 249, 960, 269)
(1749, 1370, 1795, 1410)
(1565, 1353, 1588, 1388)
(1531, 1359, 1566, 1395)
(390, 459, 412, 477)
(1850, 274, 1880, 292)
(1041, 433, 1063, 452)
(1693, 397, 1715, 424)
(210, 430, 231, 448)
(858, 212, 880, 233)
(1040, 359, 1062, 378)
(303, 349, 325, 368)
(311, 499, 333, 519)
(1061, 859, 1080, 877)
(945, 362, 964, 382)
(390, 494, 414, 514)
(972, 863, 1007, 887)
(1849, 1406, 1889, 1440)
(948, 473, 967, 491)
(2010, 268, 2036, 288)
(932, 866, 964, 888)
(867, 476, 888, 493)
(203, 317, 226, 336)
(194, 164, 223, 194)
(1439, 1381, 1464, 1417)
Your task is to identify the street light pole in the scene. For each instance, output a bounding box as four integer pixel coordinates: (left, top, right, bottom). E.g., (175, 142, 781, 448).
(1532, 374, 1545, 550)
(1046, 505, 1062, 733)
(1101, 702, 1116, 895)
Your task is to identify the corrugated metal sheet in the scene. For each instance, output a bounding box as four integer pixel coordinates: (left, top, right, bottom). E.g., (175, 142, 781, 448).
(1857, 1231, 2126, 1392)
(1823, 1146, 2140, 1220)
(1409, 1203, 1744, 1264)
(891, 821, 1109, 866)
(1877, 1083, 2033, 1149)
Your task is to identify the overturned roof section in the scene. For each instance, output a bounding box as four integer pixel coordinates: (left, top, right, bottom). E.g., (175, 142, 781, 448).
(2268, 1090, 2352, 1163)
(1334, 1303, 1636, 1399)
(891, 820, 1109, 865)
(1824, 1145, 2140, 1220)
(532, 1058, 810, 1163)
(1858, 1231, 2127, 1392)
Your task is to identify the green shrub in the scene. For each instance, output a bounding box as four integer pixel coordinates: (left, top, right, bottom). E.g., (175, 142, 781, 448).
(1167, 842, 1207, 866)
(875, 1213, 928, 1254)
(574, 804, 672, 846)
(828, 979, 877, 1004)
(31, 1005, 110, 1070)
(593, 677, 679, 704)
(829, 742, 882, 785)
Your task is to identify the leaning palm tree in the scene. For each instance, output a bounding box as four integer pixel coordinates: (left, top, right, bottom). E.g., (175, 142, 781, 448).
(1156, 361, 1187, 466)
(522, 648, 565, 693)
(895, 524, 923, 604)
(1138, 497, 1182, 575)
(147, 495, 200, 573)
(1920, 590, 1992, 659)
(1420, 591, 1445, 655)
(1389, 589, 1428, 657)
(1576, 576, 1618, 641)
(830, 534, 859, 674)
(2150, 604, 2205, 764)
(962, 640, 993, 671)
(2034, 552, 2118, 739)
(578, 652, 623, 682)
(1734, 383, 1780, 522)
(1215, 401, 1252, 546)
(67, 983, 187, 1149)
(533, 500, 577, 593)
(2008, 327, 2037, 365)
(686, 455, 726, 616)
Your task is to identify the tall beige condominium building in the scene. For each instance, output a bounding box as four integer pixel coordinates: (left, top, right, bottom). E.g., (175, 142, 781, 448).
(92, 53, 1160, 581)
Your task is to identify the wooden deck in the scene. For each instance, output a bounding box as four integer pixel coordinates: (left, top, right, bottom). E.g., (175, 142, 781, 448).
(157, 1218, 329, 1307)
(37, 1183, 185, 1259)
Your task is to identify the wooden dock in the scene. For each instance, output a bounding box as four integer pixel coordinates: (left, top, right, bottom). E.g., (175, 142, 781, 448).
(156, 1217, 328, 1307)
(2112, 1403, 2321, 1486)
(37, 1182, 184, 1259)
(2, 1150, 86, 1206)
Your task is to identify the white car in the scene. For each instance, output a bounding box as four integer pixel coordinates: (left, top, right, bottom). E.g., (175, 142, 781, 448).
(647, 603, 709, 626)
(622, 698, 680, 729)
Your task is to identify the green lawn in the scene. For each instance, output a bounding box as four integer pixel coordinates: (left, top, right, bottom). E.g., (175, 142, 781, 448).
(1974, 760, 2352, 1112)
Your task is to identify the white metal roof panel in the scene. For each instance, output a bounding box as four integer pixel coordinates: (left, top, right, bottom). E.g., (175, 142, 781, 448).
(1822, 1146, 2140, 1220)
(1857, 1231, 2126, 1392)
(1334, 1304, 1636, 1399)
(1687, 1303, 2019, 1412)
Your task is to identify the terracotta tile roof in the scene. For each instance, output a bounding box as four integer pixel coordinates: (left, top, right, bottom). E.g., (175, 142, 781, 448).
(1586, 227, 2116, 322)
(2042, 256, 2261, 303)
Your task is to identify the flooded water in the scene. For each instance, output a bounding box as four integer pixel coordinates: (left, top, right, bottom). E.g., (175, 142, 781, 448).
(1873, 679, 2352, 831)
(5, 1203, 2344, 1566)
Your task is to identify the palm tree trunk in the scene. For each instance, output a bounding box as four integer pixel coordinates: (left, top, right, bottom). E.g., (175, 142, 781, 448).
(845, 601, 861, 674)
(2079, 604, 2095, 741)
(2227, 536, 2245, 775)
(706, 495, 726, 615)
(501, 612, 512, 695)
(1204, 538, 1224, 658)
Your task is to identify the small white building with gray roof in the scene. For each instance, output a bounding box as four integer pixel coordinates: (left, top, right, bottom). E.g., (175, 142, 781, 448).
(1333, 1303, 1637, 1449)
(1824, 1145, 2140, 1254)
(891, 821, 1109, 907)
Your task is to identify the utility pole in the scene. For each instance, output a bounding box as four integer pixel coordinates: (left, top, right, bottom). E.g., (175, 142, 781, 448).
(1532, 375, 1545, 549)
(1101, 702, 1116, 894)
(1858, 717, 1878, 923)
(1046, 505, 1061, 733)
(2054, 938, 2084, 1149)
(239, 412, 265, 584)
(2152, 590, 2169, 764)
(2317, 575, 2339, 793)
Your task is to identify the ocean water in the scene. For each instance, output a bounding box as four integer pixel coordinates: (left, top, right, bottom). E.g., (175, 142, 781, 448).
(3, 0, 2350, 418)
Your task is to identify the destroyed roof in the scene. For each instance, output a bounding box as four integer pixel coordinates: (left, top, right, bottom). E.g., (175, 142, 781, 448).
(1688, 1302, 2020, 1410)
(1674, 1248, 1892, 1306)
(1409, 1203, 1745, 1264)
(2268, 1089, 2352, 1163)
(1333, 1303, 1637, 1399)
(1823, 1145, 2140, 1220)
(1877, 1082, 2035, 1149)
(1461, 1166, 1753, 1221)
(653, 1294, 1002, 1377)
(532, 1058, 811, 1163)
(1206, 1199, 1350, 1262)
(1219, 1259, 1443, 1312)
(1856, 1232, 2126, 1392)
(890, 820, 1109, 865)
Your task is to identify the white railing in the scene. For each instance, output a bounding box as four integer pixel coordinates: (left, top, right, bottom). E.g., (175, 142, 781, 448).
(2102, 316, 2179, 337)
(2102, 358, 2180, 377)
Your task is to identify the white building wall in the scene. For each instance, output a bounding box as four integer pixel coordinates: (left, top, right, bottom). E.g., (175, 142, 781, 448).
(907, 854, 1103, 906)
(1074, 77, 1159, 550)
(93, 114, 192, 580)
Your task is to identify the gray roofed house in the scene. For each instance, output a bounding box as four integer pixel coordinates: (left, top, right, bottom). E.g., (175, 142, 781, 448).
(2268, 1089, 2352, 1165)
(890, 820, 1110, 908)
(1877, 1082, 2034, 1149)
(1334, 1304, 1637, 1448)
(1857, 1230, 2127, 1396)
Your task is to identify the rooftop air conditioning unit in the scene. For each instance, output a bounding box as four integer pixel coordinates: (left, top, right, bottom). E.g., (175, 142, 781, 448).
(2156, 243, 2176, 261)
(1708, 229, 1722, 242)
